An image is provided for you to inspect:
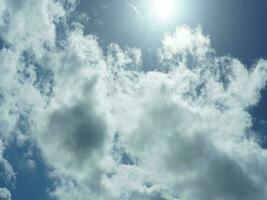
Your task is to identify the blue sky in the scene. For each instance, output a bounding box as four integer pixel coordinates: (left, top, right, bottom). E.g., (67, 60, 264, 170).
(0, 0, 267, 200)
(80, 0, 267, 59)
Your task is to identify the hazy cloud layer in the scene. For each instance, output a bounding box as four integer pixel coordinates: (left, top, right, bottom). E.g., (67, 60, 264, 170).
(0, 0, 267, 200)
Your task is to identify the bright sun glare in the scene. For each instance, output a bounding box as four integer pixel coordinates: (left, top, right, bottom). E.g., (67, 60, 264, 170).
(151, 0, 177, 23)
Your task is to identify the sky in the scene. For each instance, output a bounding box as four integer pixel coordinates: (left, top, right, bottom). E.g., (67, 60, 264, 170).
(0, 0, 267, 200)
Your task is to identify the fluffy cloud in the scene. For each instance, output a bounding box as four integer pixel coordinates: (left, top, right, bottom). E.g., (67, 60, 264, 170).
(0, 142, 15, 188)
(0, 188, 11, 200)
(1, 0, 267, 200)
(0, 0, 65, 196)
(106, 27, 267, 200)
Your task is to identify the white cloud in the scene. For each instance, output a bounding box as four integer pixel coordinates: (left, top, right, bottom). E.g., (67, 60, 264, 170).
(0, 188, 11, 200)
(101, 27, 267, 200)
(0, 0, 66, 196)
(0, 142, 15, 186)
(40, 25, 267, 200)
(1, 1, 267, 200)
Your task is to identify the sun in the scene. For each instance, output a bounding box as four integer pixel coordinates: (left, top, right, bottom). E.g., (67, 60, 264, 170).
(151, 0, 177, 23)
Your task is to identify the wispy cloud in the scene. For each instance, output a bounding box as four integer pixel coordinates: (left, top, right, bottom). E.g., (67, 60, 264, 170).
(128, 3, 144, 25)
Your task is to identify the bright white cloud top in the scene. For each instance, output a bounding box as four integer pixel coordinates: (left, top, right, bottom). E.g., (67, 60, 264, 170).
(0, 0, 267, 200)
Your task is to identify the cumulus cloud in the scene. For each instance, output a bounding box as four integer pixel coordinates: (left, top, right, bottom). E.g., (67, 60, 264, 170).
(0, 188, 11, 200)
(1, 0, 267, 200)
(0, 0, 65, 195)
